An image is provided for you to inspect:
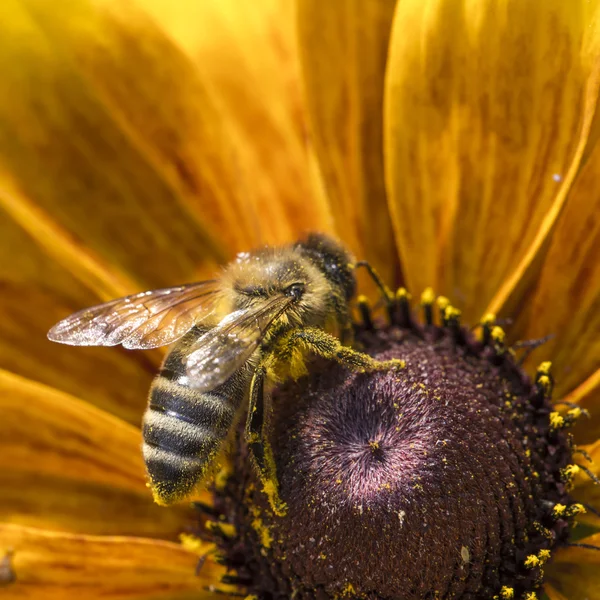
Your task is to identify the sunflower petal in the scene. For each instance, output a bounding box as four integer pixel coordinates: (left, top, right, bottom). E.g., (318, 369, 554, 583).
(296, 0, 399, 284)
(0, 0, 258, 293)
(0, 206, 157, 424)
(562, 369, 600, 444)
(140, 0, 333, 244)
(571, 440, 600, 528)
(0, 524, 226, 599)
(548, 533, 600, 600)
(0, 472, 194, 539)
(385, 0, 600, 321)
(544, 584, 569, 600)
(0, 370, 197, 537)
(513, 139, 600, 397)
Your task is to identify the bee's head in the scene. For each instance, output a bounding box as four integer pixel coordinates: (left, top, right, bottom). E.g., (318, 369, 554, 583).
(294, 233, 356, 301)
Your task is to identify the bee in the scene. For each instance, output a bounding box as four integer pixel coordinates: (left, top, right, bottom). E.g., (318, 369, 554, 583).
(48, 233, 399, 515)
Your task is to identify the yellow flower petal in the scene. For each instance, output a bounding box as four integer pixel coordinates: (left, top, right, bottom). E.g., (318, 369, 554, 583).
(570, 440, 600, 528)
(0, 211, 155, 424)
(0, 472, 193, 539)
(385, 0, 600, 321)
(513, 139, 600, 397)
(0, 524, 224, 599)
(0, 370, 198, 537)
(544, 584, 569, 600)
(297, 0, 399, 284)
(562, 369, 600, 444)
(0, 368, 143, 490)
(0, 0, 257, 292)
(141, 0, 333, 244)
(549, 533, 600, 600)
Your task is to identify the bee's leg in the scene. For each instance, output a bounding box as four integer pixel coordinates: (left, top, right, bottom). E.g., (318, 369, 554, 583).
(245, 363, 287, 517)
(354, 261, 395, 322)
(284, 326, 405, 373)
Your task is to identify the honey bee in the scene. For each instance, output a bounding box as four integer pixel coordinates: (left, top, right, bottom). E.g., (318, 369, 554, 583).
(48, 233, 398, 515)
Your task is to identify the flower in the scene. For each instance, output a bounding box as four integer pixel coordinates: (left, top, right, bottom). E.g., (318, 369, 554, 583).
(0, 0, 599, 599)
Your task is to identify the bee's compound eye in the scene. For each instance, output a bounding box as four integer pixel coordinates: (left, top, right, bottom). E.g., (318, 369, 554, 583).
(285, 283, 305, 301)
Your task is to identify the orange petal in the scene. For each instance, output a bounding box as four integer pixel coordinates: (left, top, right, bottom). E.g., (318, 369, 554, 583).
(553, 533, 600, 565)
(0, 524, 226, 599)
(296, 0, 399, 285)
(0, 208, 156, 424)
(513, 130, 600, 397)
(0, 472, 195, 539)
(563, 369, 600, 444)
(0, 0, 258, 294)
(385, 0, 600, 322)
(571, 440, 600, 529)
(141, 0, 333, 244)
(0, 370, 197, 537)
(544, 584, 569, 600)
(548, 533, 600, 600)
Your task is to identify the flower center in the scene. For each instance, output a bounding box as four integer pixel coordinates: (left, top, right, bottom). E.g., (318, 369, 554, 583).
(208, 294, 581, 600)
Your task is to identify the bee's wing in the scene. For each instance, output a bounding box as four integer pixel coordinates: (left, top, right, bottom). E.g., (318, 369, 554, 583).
(185, 295, 293, 391)
(47, 280, 222, 349)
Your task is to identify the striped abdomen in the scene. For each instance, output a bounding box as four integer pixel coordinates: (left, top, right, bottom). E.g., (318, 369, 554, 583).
(142, 338, 246, 505)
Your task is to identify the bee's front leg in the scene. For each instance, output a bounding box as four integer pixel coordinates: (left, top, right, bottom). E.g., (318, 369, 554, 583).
(245, 363, 287, 517)
(281, 327, 405, 373)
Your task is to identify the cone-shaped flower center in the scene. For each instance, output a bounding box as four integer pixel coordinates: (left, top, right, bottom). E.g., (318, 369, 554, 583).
(211, 311, 577, 600)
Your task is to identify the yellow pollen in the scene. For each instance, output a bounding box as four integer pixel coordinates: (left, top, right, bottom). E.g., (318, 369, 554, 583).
(500, 586, 514, 599)
(533, 522, 554, 539)
(251, 516, 274, 549)
(215, 463, 232, 491)
(421, 287, 435, 305)
(561, 464, 580, 485)
(481, 313, 496, 326)
(523, 593, 538, 600)
(567, 503, 586, 517)
(552, 504, 567, 518)
(567, 407, 582, 419)
(537, 361, 552, 375)
(444, 305, 461, 321)
(205, 521, 236, 538)
(537, 375, 551, 396)
(357, 295, 369, 306)
(549, 411, 565, 430)
(490, 326, 505, 343)
(537, 549, 551, 564)
(524, 555, 539, 568)
(396, 287, 411, 300)
(436, 296, 450, 310)
(179, 533, 206, 555)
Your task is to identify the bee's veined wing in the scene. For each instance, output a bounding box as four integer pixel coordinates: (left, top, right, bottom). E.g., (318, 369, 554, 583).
(47, 280, 222, 349)
(185, 295, 293, 391)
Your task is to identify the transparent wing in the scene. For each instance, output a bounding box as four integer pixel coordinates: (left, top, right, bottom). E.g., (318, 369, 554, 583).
(185, 295, 293, 391)
(47, 280, 222, 349)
